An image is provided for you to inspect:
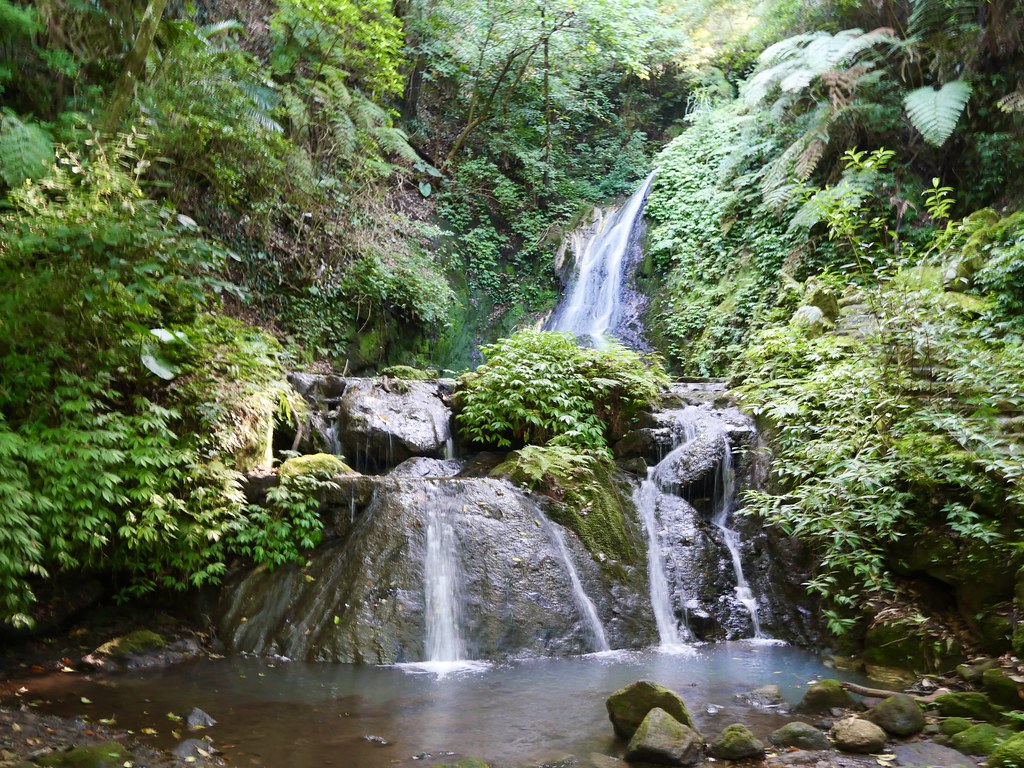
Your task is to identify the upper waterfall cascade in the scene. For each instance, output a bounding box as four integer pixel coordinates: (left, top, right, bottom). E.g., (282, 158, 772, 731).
(547, 172, 656, 346)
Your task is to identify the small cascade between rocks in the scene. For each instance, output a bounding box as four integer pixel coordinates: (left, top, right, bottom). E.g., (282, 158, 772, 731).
(634, 416, 701, 649)
(424, 501, 466, 662)
(539, 512, 610, 653)
(713, 438, 764, 639)
(547, 172, 655, 346)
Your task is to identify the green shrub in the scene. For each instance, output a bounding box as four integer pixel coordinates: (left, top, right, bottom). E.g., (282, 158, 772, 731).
(455, 330, 666, 454)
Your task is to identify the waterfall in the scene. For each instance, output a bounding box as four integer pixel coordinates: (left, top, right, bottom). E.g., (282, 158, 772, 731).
(712, 438, 764, 638)
(633, 414, 701, 649)
(547, 172, 655, 346)
(424, 501, 465, 662)
(539, 513, 610, 653)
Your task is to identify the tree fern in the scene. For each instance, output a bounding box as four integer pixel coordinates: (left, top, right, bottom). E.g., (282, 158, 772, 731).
(908, 0, 979, 40)
(0, 111, 52, 188)
(997, 89, 1024, 113)
(904, 79, 971, 147)
(744, 28, 894, 106)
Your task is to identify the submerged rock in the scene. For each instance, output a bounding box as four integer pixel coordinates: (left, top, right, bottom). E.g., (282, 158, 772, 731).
(796, 679, 856, 714)
(186, 707, 217, 730)
(624, 707, 704, 766)
(832, 718, 886, 754)
(35, 742, 131, 768)
(607, 680, 697, 740)
(709, 723, 764, 760)
(769, 722, 832, 751)
(866, 694, 925, 736)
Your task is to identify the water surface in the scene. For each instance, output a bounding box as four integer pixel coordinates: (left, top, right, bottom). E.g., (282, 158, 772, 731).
(7, 642, 868, 767)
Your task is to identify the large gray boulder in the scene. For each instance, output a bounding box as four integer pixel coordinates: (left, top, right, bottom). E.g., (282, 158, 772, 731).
(337, 378, 452, 470)
(607, 681, 697, 740)
(624, 708, 704, 766)
(796, 679, 856, 714)
(867, 694, 925, 736)
(217, 477, 644, 662)
(832, 718, 886, 754)
(768, 722, 832, 751)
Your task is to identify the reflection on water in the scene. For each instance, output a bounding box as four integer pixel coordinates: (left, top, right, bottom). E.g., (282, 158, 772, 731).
(5, 642, 868, 768)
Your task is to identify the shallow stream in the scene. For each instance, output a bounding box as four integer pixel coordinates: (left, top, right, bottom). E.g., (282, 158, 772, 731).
(7, 642, 869, 767)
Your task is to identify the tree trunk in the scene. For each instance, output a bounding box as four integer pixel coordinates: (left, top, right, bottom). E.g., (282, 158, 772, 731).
(104, 0, 170, 134)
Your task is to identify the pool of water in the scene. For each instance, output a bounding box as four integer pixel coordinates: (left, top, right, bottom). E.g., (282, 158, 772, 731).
(5, 642, 868, 767)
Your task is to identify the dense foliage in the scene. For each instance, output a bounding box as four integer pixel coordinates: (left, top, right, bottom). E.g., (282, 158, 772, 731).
(456, 331, 666, 454)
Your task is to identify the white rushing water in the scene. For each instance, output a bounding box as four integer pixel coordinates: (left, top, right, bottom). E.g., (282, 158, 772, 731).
(540, 513, 611, 653)
(633, 415, 701, 650)
(712, 436, 763, 638)
(548, 172, 655, 345)
(424, 503, 465, 662)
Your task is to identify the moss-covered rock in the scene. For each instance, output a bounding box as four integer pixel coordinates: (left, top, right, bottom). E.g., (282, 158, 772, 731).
(709, 724, 764, 760)
(958, 658, 999, 685)
(950, 723, 1011, 755)
(94, 630, 165, 658)
(436, 759, 490, 768)
(1013, 624, 1024, 659)
(279, 453, 354, 480)
(832, 718, 887, 754)
(934, 692, 1004, 723)
(606, 680, 696, 741)
(867, 694, 925, 736)
(941, 717, 974, 736)
(36, 742, 131, 767)
(379, 365, 437, 380)
(985, 730, 1024, 768)
(863, 620, 962, 672)
(494, 447, 640, 565)
(624, 707, 704, 766)
(984, 668, 1024, 710)
(796, 679, 855, 714)
(768, 722, 832, 751)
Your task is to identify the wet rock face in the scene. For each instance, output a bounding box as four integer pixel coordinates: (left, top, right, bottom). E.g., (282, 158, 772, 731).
(216, 477, 650, 663)
(284, 375, 455, 472)
(338, 379, 453, 472)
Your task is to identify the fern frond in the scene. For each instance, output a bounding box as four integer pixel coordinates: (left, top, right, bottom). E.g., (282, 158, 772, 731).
(908, 0, 979, 39)
(904, 79, 971, 147)
(795, 137, 828, 181)
(377, 126, 420, 164)
(0, 111, 53, 188)
(201, 20, 244, 38)
(997, 90, 1024, 113)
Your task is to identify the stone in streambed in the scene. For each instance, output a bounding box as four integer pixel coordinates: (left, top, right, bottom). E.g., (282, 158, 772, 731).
(36, 742, 131, 768)
(958, 658, 999, 684)
(186, 706, 217, 730)
(624, 708, 704, 766)
(941, 717, 973, 736)
(934, 692, 1004, 723)
(768, 722, 832, 751)
(796, 679, 855, 714)
(987, 731, 1024, 768)
(832, 717, 887, 753)
(709, 723, 764, 760)
(606, 680, 696, 740)
(983, 667, 1024, 709)
(950, 723, 1011, 755)
(435, 759, 490, 768)
(892, 742, 975, 768)
(867, 693, 925, 736)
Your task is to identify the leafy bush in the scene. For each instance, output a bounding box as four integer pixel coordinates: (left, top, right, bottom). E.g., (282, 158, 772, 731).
(733, 171, 1024, 630)
(456, 330, 666, 453)
(0, 133, 303, 626)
